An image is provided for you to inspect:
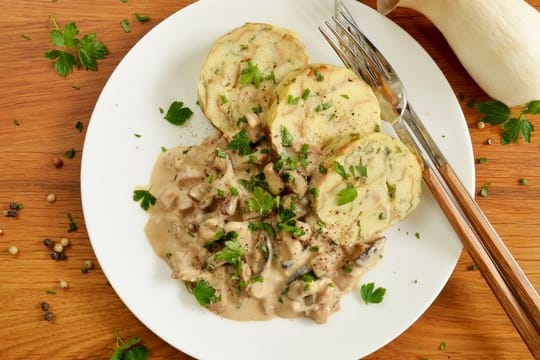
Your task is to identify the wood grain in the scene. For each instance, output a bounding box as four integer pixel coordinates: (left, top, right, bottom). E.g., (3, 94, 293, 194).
(0, 0, 538, 359)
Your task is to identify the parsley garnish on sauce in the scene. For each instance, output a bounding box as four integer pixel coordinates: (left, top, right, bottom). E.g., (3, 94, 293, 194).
(337, 183, 357, 205)
(192, 280, 221, 307)
(229, 129, 254, 155)
(164, 101, 193, 125)
(246, 187, 274, 214)
(133, 189, 156, 211)
(44, 16, 109, 77)
(360, 282, 386, 304)
(332, 161, 349, 180)
(280, 126, 293, 147)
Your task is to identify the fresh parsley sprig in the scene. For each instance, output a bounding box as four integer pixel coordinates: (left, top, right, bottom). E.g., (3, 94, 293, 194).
(110, 330, 149, 360)
(475, 99, 538, 144)
(45, 16, 109, 77)
(192, 279, 221, 307)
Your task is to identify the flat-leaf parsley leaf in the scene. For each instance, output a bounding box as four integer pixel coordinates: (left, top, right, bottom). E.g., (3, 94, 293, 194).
(336, 183, 357, 205)
(192, 279, 221, 307)
(360, 282, 386, 304)
(229, 128, 254, 155)
(133, 189, 156, 211)
(164, 101, 193, 125)
(239, 60, 263, 88)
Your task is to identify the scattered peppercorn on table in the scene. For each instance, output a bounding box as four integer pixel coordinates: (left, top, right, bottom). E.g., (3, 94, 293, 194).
(1, 0, 539, 359)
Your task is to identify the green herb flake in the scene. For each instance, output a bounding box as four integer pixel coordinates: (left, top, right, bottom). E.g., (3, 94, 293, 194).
(414, 232, 420, 239)
(477, 157, 487, 164)
(134, 133, 141, 138)
(66, 212, 78, 233)
(160, 146, 167, 153)
(229, 129, 253, 155)
(332, 161, 348, 179)
(21, 34, 31, 40)
(301, 88, 311, 100)
(251, 275, 264, 283)
(337, 183, 358, 206)
(65, 148, 76, 159)
(280, 126, 293, 147)
(46, 289, 57, 295)
(340, 94, 350, 99)
(360, 282, 386, 304)
(342, 264, 352, 273)
(220, 94, 228, 105)
(319, 164, 328, 174)
(239, 60, 264, 88)
(315, 101, 333, 112)
(164, 101, 193, 126)
(287, 94, 299, 105)
(192, 279, 221, 307)
(133, 189, 156, 211)
(387, 183, 397, 199)
(230, 187, 239, 196)
(314, 69, 324, 82)
(468, 264, 479, 271)
(519, 178, 528, 185)
(215, 149, 227, 158)
(252, 104, 263, 114)
(439, 342, 447, 351)
(120, 19, 130, 33)
(309, 246, 319, 252)
(75, 121, 84, 133)
(479, 182, 491, 198)
(134, 13, 150, 23)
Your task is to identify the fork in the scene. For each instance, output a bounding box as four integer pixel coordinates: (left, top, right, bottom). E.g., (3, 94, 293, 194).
(320, 0, 540, 355)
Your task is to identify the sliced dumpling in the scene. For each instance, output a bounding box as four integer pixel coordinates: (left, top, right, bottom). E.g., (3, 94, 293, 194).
(310, 133, 422, 245)
(266, 64, 381, 158)
(198, 23, 308, 136)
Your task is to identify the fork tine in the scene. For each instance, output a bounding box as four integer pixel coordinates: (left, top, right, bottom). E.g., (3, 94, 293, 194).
(319, 22, 379, 88)
(334, 7, 392, 82)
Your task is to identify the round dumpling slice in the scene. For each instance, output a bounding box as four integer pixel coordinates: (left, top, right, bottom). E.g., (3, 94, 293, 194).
(198, 23, 308, 136)
(310, 132, 422, 245)
(266, 64, 381, 158)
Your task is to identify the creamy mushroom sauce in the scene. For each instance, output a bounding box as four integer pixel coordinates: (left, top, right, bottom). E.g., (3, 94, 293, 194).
(146, 131, 386, 323)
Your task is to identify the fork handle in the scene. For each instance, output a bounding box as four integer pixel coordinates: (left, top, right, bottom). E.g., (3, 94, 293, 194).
(422, 167, 540, 357)
(403, 106, 540, 333)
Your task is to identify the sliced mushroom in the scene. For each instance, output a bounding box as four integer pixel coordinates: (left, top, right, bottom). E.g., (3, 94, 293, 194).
(264, 163, 285, 195)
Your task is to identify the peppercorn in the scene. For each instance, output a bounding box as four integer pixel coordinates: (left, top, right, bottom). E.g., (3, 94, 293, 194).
(8, 246, 18, 255)
(52, 158, 63, 168)
(0, 228, 3, 235)
(44, 311, 55, 321)
(487, 138, 493, 145)
(60, 238, 69, 247)
(477, 121, 485, 129)
(5, 209, 18, 217)
(59, 279, 68, 289)
(53, 243, 64, 253)
(84, 260, 93, 269)
(43, 238, 54, 248)
(40, 302, 50, 311)
(46, 194, 56, 203)
(50, 252, 60, 261)
(58, 253, 67, 261)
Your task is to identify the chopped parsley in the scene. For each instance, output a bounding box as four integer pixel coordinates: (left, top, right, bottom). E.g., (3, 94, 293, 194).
(280, 126, 293, 147)
(301, 88, 311, 100)
(387, 183, 397, 199)
(164, 101, 193, 125)
(479, 182, 491, 197)
(315, 101, 333, 112)
(360, 282, 386, 304)
(251, 275, 264, 283)
(287, 94, 300, 105)
(229, 129, 254, 155)
(192, 279, 221, 307)
(220, 94, 228, 105)
(239, 60, 264, 88)
(337, 183, 357, 205)
(66, 212, 78, 233)
(332, 161, 349, 179)
(120, 19, 130, 33)
(133, 188, 156, 211)
(229, 187, 239, 196)
(215, 148, 227, 158)
(75, 121, 84, 132)
(64, 148, 76, 159)
(314, 69, 324, 82)
(477, 157, 487, 164)
(340, 94, 350, 99)
(134, 13, 150, 23)
(342, 264, 352, 273)
(252, 104, 263, 114)
(439, 342, 447, 351)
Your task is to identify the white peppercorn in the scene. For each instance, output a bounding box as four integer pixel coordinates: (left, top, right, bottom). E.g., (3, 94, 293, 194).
(47, 193, 56, 203)
(53, 243, 64, 253)
(8, 246, 18, 255)
(60, 238, 69, 247)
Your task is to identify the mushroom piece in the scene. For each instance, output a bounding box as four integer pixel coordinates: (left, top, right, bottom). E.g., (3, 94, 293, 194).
(263, 163, 285, 195)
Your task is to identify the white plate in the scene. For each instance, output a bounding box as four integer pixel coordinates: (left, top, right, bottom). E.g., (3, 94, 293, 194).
(81, 0, 474, 359)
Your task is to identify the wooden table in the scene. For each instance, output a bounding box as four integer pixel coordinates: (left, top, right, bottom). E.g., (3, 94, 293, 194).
(1, 0, 538, 358)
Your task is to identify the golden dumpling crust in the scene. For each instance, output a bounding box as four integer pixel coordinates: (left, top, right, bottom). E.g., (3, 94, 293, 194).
(198, 23, 308, 136)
